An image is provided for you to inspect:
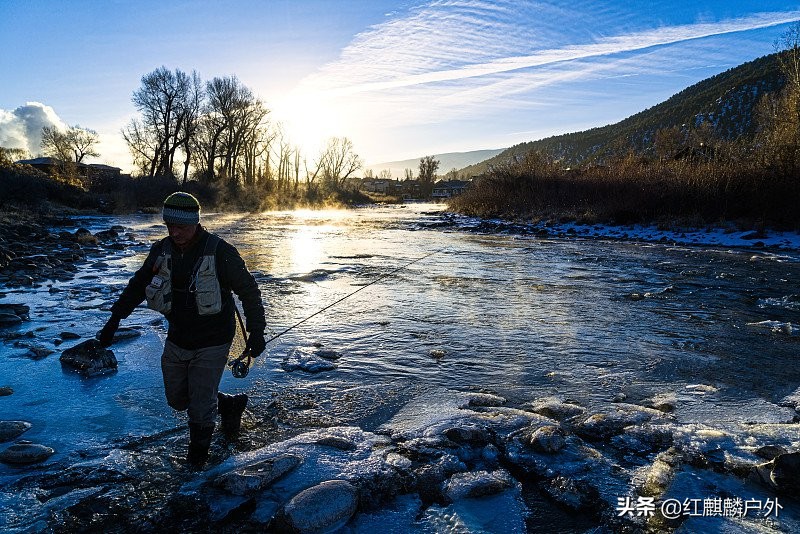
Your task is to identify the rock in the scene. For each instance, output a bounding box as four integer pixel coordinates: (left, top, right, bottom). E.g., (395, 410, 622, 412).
(464, 393, 506, 407)
(755, 444, 788, 461)
(281, 348, 337, 373)
(214, 454, 302, 496)
(73, 228, 98, 245)
(0, 303, 29, 318)
(574, 410, 651, 441)
(0, 441, 55, 464)
(443, 470, 515, 500)
(60, 339, 118, 376)
(317, 436, 357, 450)
(542, 475, 602, 512)
(0, 386, 13, 396)
(0, 421, 32, 442)
(315, 349, 341, 360)
(94, 229, 119, 241)
(278, 480, 358, 533)
(59, 331, 81, 340)
(0, 312, 23, 327)
(528, 399, 585, 421)
(528, 425, 566, 453)
(769, 452, 800, 494)
(443, 426, 490, 445)
(25, 345, 54, 360)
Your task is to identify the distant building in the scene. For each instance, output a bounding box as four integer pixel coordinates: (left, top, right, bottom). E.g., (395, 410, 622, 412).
(432, 179, 470, 198)
(16, 157, 122, 180)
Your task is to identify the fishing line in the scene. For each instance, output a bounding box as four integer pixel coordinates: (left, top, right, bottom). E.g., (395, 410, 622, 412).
(265, 248, 442, 345)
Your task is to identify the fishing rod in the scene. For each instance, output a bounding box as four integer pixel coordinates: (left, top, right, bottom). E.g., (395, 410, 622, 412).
(228, 248, 441, 378)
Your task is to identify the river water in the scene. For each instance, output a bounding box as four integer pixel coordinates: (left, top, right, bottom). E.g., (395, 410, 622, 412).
(1, 203, 799, 530)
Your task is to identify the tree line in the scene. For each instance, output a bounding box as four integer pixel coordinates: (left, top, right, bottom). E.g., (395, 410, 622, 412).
(120, 67, 367, 203)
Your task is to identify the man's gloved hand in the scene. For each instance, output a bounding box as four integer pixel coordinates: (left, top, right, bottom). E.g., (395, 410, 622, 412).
(245, 331, 266, 358)
(96, 315, 121, 347)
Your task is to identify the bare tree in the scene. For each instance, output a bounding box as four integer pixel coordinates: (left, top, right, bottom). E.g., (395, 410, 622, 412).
(404, 168, 414, 180)
(41, 125, 99, 163)
(316, 137, 362, 192)
(200, 76, 270, 185)
(123, 67, 194, 177)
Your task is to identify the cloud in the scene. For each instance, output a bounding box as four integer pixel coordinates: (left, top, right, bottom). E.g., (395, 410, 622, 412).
(306, 1, 800, 95)
(294, 1, 800, 132)
(0, 102, 67, 157)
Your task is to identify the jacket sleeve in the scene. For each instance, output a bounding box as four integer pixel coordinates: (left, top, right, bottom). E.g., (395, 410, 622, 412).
(218, 242, 266, 333)
(109, 241, 161, 319)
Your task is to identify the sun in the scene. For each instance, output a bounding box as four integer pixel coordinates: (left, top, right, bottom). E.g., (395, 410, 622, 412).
(271, 90, 345, 158)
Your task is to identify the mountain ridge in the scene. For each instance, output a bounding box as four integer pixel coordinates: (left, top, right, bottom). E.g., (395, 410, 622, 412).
(459, 52, 786, 176)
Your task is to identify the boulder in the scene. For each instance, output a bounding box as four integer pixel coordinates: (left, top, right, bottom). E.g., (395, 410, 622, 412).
(444, 425, 490, 445)
(0, 441, 55, 464)
(528, 425, 566, 453)
(769, 452, 800, 494)
(214, 454, 302, 496)
(0, 312, 23, 328)
(281, 348, 337, 373)
(277, 480, 358, 533)
(464, 393, 506, 407)
(443, 470, 515, 500)
(0, 421, 32, 442)
(0, 303, 29, 318)
(0, 386, 12, 396)
(527, 398, 585, 421)
(316, 436, 357, 450)
(60, 339, 118, 376)
(25, 345, 54, 360)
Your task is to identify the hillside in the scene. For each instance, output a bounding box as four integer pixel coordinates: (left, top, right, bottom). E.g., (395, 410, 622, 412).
(460, 52, 785, 175)
(365, 148, 503, 178)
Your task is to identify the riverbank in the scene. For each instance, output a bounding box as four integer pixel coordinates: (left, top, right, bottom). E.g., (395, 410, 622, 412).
(433, 210, 800, 251)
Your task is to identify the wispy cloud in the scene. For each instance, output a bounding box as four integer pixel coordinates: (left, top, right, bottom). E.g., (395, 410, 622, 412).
(298, 2, 799, 112)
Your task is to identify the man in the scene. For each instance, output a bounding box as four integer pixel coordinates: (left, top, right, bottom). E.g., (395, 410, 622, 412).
(97, 191, 266, 467)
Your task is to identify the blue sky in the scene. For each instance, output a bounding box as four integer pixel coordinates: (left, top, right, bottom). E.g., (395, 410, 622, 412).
(1, 1, 799, 172)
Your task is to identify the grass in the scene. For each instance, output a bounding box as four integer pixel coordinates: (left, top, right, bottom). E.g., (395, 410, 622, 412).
(448, 152, 800, 231)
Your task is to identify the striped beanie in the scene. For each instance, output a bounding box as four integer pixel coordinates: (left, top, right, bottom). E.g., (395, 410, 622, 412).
(162, 192, 201, 225)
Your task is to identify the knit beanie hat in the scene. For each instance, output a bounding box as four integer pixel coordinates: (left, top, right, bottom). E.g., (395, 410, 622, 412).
(163, 192, 201, 225)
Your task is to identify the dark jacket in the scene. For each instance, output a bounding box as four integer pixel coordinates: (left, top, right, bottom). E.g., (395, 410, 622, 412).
(110, 227, 265, 350)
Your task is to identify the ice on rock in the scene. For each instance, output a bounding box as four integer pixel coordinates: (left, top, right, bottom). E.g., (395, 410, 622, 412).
(443, 469, 516, 500)
(746, 320, 799, 336)
(214, 454, 303, 496)
(419, 486, 527, 533)
(281, 348, 338, 373)
(277, 479, 358, 533)
(527, 396, 586, 421)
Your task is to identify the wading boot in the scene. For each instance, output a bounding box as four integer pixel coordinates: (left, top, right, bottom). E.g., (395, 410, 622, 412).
(218, 392, 248, 435)
(187, 422, 214, 468)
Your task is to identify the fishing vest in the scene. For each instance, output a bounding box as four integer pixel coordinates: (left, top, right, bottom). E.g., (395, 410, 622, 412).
(145, 234, 223, 316)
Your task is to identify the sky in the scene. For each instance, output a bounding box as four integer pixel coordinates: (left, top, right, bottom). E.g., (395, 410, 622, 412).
(1, 0, 799, 173)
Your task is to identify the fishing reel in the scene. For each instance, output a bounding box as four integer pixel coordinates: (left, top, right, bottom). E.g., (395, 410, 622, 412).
(229, 351, 252, 379)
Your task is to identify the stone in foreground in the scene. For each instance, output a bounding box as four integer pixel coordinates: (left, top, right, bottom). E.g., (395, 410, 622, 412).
(59, 339, 118, 376)
(275, 480, 358, 533)
(0, 421, 32, 442)
(0, 441, 55, 465)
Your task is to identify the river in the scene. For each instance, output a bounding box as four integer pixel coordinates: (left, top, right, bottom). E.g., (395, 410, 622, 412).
(1, 203, 799, 532)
